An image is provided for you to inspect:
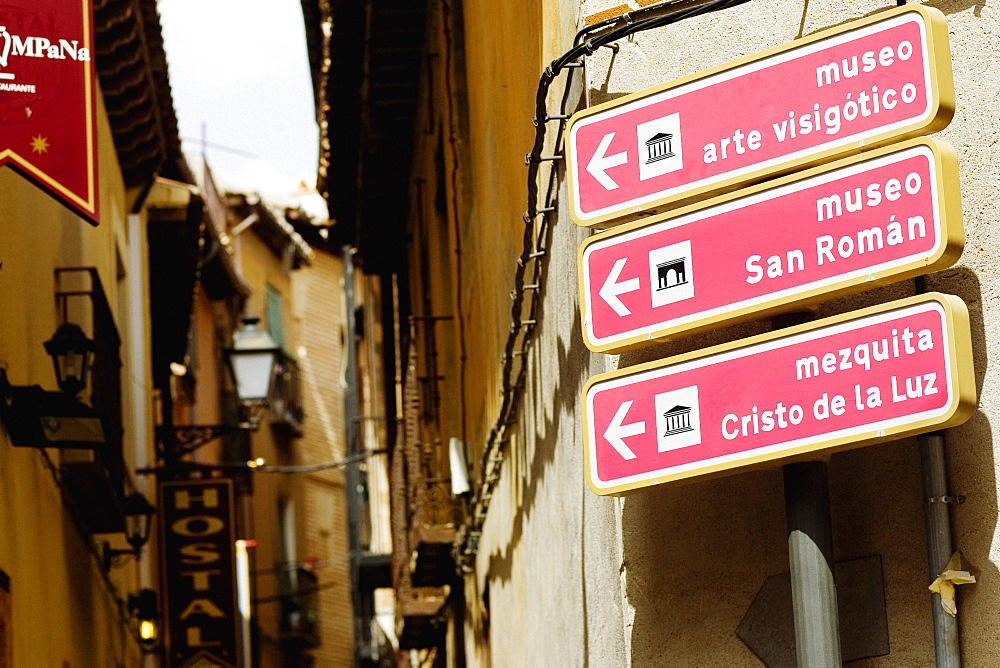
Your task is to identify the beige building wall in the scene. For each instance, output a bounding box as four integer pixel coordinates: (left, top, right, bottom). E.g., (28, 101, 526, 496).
(0, 93, 152, 666)
(403, 0, 1000, 665)
(291, 247, 355, 665)
(233, 225, 296, 665)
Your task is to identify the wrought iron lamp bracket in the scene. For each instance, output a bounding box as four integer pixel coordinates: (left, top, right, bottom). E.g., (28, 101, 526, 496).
(157, 424, 242, 456)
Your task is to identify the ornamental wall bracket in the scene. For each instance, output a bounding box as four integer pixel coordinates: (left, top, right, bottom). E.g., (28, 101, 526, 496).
(156, 424, 243, 457)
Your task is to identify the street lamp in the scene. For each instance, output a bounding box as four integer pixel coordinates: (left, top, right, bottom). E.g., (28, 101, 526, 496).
(43, 323, 96, 397)
(0, 322, 105, 449)
(127, 588, 159, 649)
(225, 316, 280, 404)
(224, 316, 280, 426)
(154, 316, 281, 460)
(123, 492, 156, 554)
(103, 492, 157, 570)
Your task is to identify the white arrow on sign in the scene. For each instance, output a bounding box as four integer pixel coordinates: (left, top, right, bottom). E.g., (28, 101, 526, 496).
(599, 257, 640, 317)
(604, 400, 644, 460)
(586, 131, 629, 190)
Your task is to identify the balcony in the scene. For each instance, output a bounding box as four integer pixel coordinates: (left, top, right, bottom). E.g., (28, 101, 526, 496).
(56, 268, 126, 534)
(270, 351, 304, 437)
(279, 567, 320, 648)
(397, 584, 447, 651)
(408, 480, 456, 587)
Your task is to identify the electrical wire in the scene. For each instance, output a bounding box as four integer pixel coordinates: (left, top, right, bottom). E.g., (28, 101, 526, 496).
(252, 555, 351, 575)
(137, 449, 386, 476)
(560, 0, 753, 70)
(250, 577, 342, 604)
(572, 0, 750, 48)
(259, 449, 386, 474)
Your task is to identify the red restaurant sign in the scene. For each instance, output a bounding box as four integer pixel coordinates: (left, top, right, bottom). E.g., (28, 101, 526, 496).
(579, 138, 963, 353)
(566, 4, 953, 227)
(583, 294, 974, 495)
(0, 0, 99, 223)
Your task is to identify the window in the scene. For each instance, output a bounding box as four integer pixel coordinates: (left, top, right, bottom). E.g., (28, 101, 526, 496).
(265, 285, 285, 350)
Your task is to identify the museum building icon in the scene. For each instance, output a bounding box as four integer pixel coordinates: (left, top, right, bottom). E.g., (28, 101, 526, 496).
(662, 405, 694, 437)
(656, 257, 688, 291)
(645, 132, 675, 164)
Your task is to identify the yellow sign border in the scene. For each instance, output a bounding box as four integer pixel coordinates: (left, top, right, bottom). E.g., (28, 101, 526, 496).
(566, 4, 954, 228)
(582, 292, 976, 496)
(578, 137, 963, 353)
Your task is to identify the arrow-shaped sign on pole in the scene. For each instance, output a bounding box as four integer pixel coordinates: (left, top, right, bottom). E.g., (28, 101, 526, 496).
(567, 5, 954, 227)
(598, 257, 640, 316)
(586, 132, 628, 190)
(584, 294, 976, 495)
(603, 400, 644, 460)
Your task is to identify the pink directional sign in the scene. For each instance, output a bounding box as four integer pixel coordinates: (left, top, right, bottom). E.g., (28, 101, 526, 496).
(583, 294, 974, 495)
(579, 138, 962, 353)
(566, 4, 953, 227)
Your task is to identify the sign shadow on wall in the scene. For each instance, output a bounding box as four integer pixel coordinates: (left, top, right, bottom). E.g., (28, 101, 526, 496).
(736, 555, 889, 665)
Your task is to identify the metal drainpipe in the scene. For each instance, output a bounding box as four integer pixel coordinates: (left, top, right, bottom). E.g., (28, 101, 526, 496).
(920, 431, 960, 666)
(916, 274, 961, 667)
(343, 245, 365, 666)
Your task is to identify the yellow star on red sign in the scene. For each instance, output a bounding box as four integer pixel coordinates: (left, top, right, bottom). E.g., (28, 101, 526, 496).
(30, 135, 50, 154)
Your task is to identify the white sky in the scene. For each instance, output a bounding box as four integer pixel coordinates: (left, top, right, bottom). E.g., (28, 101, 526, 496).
(158, 0, 320, 203)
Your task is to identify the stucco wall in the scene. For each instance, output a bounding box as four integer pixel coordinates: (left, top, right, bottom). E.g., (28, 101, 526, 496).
(458, 0, 1000, 665)
(0, 92, 145, 666)
(442, 0, 635, 665)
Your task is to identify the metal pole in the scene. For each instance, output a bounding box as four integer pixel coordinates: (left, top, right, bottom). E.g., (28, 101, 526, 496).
(784, 460, 842, 666)
(772, 311, 842, 665)
(919, 431, 961, 667)
(343, 246, 365, 667)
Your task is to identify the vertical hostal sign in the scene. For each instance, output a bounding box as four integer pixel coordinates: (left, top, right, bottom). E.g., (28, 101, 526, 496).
(160, 479, 240, 668)
(0, 0, 99, 223)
